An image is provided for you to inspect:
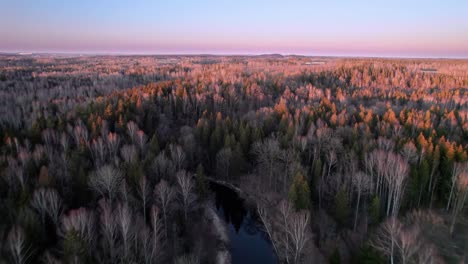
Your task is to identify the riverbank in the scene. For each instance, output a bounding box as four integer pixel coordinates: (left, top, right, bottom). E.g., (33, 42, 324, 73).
(203, 204, 231, 264)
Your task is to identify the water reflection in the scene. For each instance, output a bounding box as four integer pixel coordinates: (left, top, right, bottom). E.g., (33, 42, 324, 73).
(211, 183, 277, 264)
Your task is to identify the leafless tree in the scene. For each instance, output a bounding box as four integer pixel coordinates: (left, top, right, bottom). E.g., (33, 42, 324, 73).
(154, 179, 175, 238)
(170, 144, 186, 171)
(370, 217, 402, 264)
(120, 144, 138, 164)
(89, 165, 123, 202)
(98, 199, 118, 262)
(152, 152, 175, 181)
(116, 202, 134, 262)
(278, 200, 293, 263)
(447, 162, 468, 234)
(176, 170, 196, 221)
(251, 138, 282, 191)
(257, 205, 282, 261)
(135, 130, 148, 153)
(30, 188, 63, 225)
(72, 121, 89, 148)
(136, 175, 151, 221)
(61, 208, 95, 262)
(280, 149, 300, 194)
(91, 137, 107, 166)
(105, 132, 120, 165)
(127, 121, 139, 143)
(288, 211, 311, 264)
(148, 206, 164, 263)
(388, 154, 409, 217)
(258, 200, 312, 264)
(400, 141, 418, 164)
(351, 171, 371, 230)
(7, 226, 32, 264)
(397, 226, 424, 264)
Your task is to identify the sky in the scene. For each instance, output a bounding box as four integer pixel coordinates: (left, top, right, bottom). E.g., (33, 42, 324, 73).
(1, 0, 468, 58)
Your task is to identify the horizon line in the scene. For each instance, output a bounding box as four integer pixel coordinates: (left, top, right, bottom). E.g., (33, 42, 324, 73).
(1, 51, 468, 60)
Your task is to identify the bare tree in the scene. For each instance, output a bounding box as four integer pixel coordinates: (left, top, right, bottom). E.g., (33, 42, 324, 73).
(154, 179, 175, 238)
(149, 206, 164, 263)
(288, 211, 311, 264)
(135, 130, 148, 153)
(278, 200, 293, 263)
(89, 165, 123, 202)
(137, 175, 151, 221)
(251, 138, 282, 191)
(351, 171, 371, 230)
(61, 208, 95, 262)
(258, 200, 312, 264)
(7, 226, 32, 264)
(127, 121, 139, 143)
(152, 152, 175, 181)
(30, 188, 63, 225)
(370, 217, 402, 264)
(105, 132, 120, 165)
(400, 141, 418, 164)
(120, 144, 138, 164)
(176, 170, 196, 221)
(116, 202, 134, 262)
(90, 137, 107, 166)
(257, 205, 282, 261)
(371, 218, 427, 264)
(397, 226, 424, 264)
(170, 144, 186, 171)
(98, 199, 118, 263)
(447, 162, 468, 234)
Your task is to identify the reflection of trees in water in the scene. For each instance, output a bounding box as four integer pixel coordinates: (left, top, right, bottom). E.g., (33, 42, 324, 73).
(243, 212, 260, 236)
(213, 183, 247, 233)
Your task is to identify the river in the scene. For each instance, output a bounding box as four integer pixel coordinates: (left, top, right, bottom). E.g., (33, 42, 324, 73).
(211, 182, 277, 264)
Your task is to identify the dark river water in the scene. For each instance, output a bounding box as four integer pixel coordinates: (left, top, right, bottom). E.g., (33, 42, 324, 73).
(211, 183, 277, 264)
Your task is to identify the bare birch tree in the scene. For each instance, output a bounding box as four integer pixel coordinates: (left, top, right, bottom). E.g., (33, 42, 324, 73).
(98, 199, 118, 262)
(351, 171, 371, 230)
(30, 188, 63, 225)
(117, 202, 134, 262)
(7, 226, 32, 264)
(176, 170, 196, 221)
(154, 179, 175, 238)
(89, 165, 123, 202)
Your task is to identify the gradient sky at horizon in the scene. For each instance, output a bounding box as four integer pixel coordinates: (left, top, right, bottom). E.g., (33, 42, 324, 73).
(1, 0, 468, 57)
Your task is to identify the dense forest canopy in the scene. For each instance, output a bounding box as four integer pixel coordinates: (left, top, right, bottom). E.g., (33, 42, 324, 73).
(0, 55, 467, 263)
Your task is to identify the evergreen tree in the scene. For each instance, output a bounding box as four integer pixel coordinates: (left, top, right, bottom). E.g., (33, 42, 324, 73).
(195, 164, 209, 198)
(288, 172, 311, 210)
(334, 185, 350, 226)
(369, 195, 381, 225)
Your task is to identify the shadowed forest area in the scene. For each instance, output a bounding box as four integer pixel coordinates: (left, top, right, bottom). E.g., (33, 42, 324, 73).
(0, 54, 467, 263)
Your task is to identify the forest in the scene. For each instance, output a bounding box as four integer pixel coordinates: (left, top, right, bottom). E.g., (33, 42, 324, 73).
(0, 54, 467, 264)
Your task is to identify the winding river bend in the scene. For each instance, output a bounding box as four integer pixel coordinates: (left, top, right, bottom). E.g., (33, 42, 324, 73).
(211, 183, 277, 264)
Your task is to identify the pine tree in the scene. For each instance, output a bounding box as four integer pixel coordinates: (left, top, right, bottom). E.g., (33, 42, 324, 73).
(288, 172, 311, 210)
(334, 185, 350, 226)
(195, 164, 209, 198)
(370, 196, 381, 225)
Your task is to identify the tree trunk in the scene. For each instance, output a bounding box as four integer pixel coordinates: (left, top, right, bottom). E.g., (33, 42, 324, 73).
(354, 189, 361, 231)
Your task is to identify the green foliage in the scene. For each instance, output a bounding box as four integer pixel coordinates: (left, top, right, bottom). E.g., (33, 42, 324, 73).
(352, 245, 385, 264)
(334, 185, 350, 226)
(288, 172, 311, 210)
(329, 248, 341, 264)
(149, 133, 160, 155)
(312, 158, 322, 200)
(369, 195, 381, 225)
(195, 164, 209, 198)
